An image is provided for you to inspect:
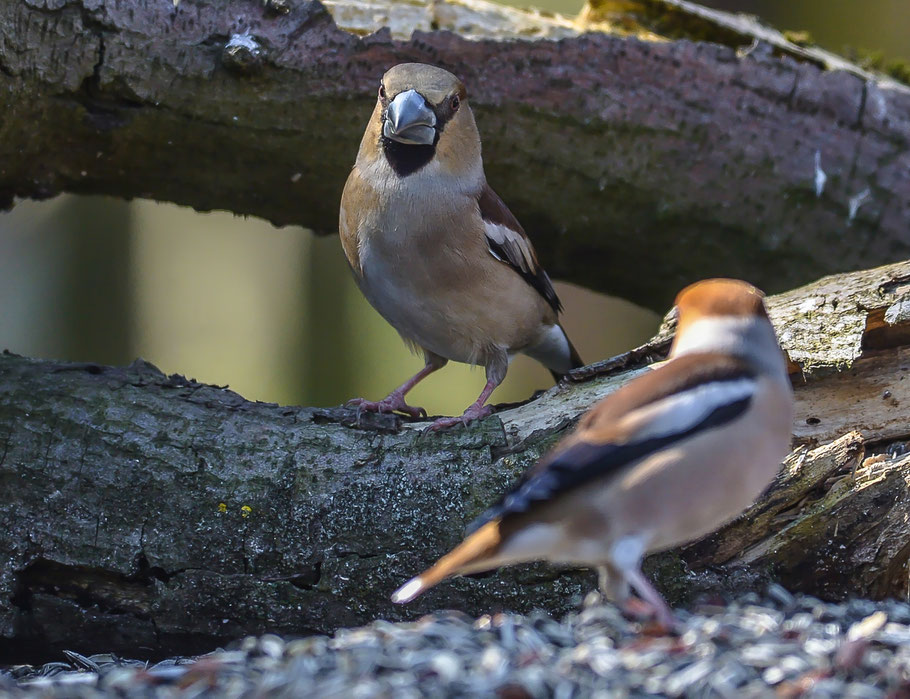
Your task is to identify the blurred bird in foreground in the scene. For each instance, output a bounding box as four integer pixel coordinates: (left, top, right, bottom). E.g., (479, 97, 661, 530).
(392, 279, 793, 629)
(339, 63, 582, 430)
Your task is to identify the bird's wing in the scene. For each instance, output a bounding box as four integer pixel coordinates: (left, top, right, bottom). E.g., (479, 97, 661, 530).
(478, 183, 561, 313)
(339, 167, 377, 276)
(465, 353, 757, 533)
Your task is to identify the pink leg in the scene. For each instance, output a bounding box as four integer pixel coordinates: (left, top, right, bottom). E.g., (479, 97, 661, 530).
(347, 362, 441, 419)
(428, 378, 499, 431)
(598, 564, 629, 603)
(625, 567, 678, 632)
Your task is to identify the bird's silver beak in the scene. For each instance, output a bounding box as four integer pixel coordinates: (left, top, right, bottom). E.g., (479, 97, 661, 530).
(383, 89, 437, 146)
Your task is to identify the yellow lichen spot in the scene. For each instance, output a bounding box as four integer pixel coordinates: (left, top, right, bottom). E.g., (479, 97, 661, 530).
(782, 29, 813, 47)
(241, 505, 252, 518)
(217, 502, 227, 514)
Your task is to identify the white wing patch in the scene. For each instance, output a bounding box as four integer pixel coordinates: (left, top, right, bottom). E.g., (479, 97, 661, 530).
(484, 221, 536, 274)
(625, 378, 756, 443)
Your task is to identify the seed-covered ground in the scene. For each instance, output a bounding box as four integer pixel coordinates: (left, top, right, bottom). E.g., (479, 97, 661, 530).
(6, 587, 910, 697)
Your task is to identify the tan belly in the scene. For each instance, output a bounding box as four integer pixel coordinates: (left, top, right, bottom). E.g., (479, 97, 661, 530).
(357, 233, 552, 365)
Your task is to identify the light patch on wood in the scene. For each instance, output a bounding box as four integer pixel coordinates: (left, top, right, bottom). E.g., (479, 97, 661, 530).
(322, 0, 578, 41)
(793, 349, 910, 445)
(768, 261, 910, 376)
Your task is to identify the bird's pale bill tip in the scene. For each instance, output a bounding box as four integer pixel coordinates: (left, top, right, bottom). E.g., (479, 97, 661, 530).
(391, 577, 425, 604)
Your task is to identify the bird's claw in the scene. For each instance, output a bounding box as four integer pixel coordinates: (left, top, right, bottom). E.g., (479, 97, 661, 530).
(427, 404, 492, 431)
(346, 395, 427, 419)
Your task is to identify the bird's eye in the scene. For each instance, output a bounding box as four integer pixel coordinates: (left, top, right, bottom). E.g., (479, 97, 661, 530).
(450, 95, 460, 112)
(378, 84, 386, 100)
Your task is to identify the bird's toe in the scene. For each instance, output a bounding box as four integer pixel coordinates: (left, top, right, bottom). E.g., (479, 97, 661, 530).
(348, 395, 426, 419)
(346, 397, 380, 412)
(382, 397, 426, 419)
(427, 404, 492, 431)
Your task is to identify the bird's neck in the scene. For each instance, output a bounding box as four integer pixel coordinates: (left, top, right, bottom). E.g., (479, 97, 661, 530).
(358, 148, 484, 200)
(671, 316, 790, 385)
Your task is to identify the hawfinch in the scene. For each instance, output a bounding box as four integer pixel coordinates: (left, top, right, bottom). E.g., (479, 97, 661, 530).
(339, 63, 582, 430)
(392, 279, 794, 628)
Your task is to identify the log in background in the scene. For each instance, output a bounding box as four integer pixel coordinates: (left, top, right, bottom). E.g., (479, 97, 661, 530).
(1, 0, 909, 309)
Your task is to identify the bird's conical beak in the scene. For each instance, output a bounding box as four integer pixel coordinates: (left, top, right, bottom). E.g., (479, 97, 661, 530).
(383, 89, 437, 146)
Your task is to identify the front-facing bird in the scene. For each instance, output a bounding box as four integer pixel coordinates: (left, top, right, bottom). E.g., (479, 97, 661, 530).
(391, 279, 794, 629)
(339, 63, 582, 430)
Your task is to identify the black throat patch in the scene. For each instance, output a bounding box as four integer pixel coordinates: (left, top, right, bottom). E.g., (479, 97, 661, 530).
(381, 137, 436, 177)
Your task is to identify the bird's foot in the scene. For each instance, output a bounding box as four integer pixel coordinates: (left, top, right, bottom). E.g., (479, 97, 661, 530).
(427, 403, 492, 431)
(622, 598, 679, 634)
(346, 393, 427, 419)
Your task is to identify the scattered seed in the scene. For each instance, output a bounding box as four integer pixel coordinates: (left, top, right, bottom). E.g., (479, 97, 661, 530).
(7, 588, 910, 697)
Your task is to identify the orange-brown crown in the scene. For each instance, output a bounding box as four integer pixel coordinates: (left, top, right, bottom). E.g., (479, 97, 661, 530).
(675, 278, 768, 331)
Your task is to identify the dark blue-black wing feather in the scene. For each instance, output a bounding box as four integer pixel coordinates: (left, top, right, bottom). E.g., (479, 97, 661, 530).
(466, 390, 752, 535)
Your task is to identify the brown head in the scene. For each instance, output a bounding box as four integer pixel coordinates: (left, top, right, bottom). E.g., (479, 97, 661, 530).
(359, 63, 481, 178)
(674, 278, 768, 336)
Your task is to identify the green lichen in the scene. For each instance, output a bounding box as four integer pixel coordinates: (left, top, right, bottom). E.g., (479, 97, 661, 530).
(845, 47, 910, 86)
(781, 29, 813, 47)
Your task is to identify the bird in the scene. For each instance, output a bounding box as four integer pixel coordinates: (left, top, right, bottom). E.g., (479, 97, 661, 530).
(339, 63, 582, 431)
(391, 278, 794, 628)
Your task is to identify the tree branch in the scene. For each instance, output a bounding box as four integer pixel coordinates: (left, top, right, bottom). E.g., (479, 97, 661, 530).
(3, 261, 910, 659)
(1, 0, 909, 309)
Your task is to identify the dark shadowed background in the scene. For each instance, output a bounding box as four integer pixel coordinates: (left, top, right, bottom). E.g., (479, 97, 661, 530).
(0, 0, 906, 414)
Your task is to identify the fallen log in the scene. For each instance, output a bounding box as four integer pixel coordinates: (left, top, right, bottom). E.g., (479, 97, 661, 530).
(2, 261, 910, 660)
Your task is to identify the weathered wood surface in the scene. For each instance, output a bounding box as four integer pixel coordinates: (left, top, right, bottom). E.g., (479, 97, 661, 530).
(2, 261, 910, 660)
(1, 0, 909, 309)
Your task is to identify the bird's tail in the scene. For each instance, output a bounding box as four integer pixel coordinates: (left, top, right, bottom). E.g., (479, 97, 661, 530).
(526, 324, 585, 383)
(548, 329, 584, 382)
(391, 521, 503, 604)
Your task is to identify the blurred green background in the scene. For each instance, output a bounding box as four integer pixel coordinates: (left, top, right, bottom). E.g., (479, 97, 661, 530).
(0, 197, 657, 412)
(1, 0, 906, 414)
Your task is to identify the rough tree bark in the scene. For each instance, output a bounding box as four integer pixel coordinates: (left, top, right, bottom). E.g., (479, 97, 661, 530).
(1, 0, 909, 308)
(2, 261, 910, 660)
